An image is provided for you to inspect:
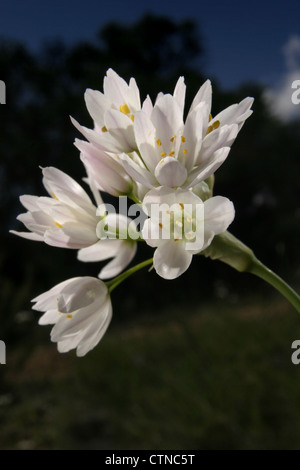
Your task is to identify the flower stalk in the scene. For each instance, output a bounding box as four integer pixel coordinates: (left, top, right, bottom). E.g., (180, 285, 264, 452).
(106, 258, 153, 293)
(202, 231, 300, 313)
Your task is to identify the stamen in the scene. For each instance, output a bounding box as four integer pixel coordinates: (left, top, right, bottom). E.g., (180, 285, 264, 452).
(54, 221, 63, 228)
(206, 120, 220, 136)
(182, 149, 187, 155)
(209, 113, 212, 122)
(169, 151, 175, 156)
(119, 103, 130, 115)
(101, 126, 108, 132)
(66, 314, 73, 319)
(179, 203, 184, 210)
(156, 139, 162, 146)
(181, 136, 186, 143)
(52, 192, 58, 200)
(170, 135, 176, 142)
(212, 120, 220, 130)
(159, 223, 163, 229)
(161, 152, 166, 157)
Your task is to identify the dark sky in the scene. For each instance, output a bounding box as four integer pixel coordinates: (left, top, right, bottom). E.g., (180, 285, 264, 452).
(1, 0, 300, 90)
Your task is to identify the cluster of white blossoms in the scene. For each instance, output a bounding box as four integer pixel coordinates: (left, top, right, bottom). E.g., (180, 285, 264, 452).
(11, 69, 253, 356)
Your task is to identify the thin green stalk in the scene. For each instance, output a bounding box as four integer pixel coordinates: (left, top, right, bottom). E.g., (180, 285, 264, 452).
(106, 258, 153, 293)
(202, 231, 300, 314)
(249, 259, 300, 314)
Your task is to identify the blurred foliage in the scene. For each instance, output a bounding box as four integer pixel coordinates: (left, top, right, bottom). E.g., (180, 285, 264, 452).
(1, 13, 300, 346)
(1, 298, 300, 449)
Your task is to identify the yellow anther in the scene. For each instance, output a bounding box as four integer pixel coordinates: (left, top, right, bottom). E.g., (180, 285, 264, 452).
(101, 126, 108, 132)
(159, 223, 163, 229)
(130, 114, 135, 122)
(52, 192, 58, 200)
(170, 135, 176, 142)
(181, 136, 186, 143)
(161, 152, 166, 157)
(179, 203, 184, 210)
(206, 120, 220, 136)
(209, 113, 212, 122)
(66, 314, 73, 319)
(182, 149, 187, 155)
(174, 238, 179, 242)
(169, 151, 175, 156)
(212, 120, 220, 130)
(54, 221, 63, 228)
(156, 139, 162, 146)
(119, 103, 130, 115)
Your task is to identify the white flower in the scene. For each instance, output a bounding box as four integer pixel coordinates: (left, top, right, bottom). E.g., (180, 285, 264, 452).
(71, 68, 187, 158)
(32, 277, 112, 356)
(142, 187, 235, 279)
(78, 213, 137, 280)
(121, 79, 253, 190)
(74, 138, 133, 197)
(71, 68, 142, 154)
(10, 167, 137, 278)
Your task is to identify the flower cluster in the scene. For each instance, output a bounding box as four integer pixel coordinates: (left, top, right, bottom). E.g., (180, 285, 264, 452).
(11, 69, 253, 356)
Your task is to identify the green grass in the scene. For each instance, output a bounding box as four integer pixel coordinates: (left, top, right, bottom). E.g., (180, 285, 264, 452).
(2, 297, 300, 449)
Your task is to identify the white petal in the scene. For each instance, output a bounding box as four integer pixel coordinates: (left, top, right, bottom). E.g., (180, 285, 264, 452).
(104, 109, 136, 152)
(19, 195, 40, 211)
(38, 309, 60, 325)
(128, 77, 141, 111)
(199, 124, 238, 163)
(213, 97, 254, 128)
(188, 80, 212, 119)
(42, 167, 94, 214)
(204, 196, 235, 235)
(141, 218, 161, 248)
(78, 239, 121, 262)
(9, 230, 44, 241)
(76, 301, 112, 357)
(120, 153, 156, 188)
(71, 116, 126, 153)
(154, 157, 187, 187)
(57, 277, 107, 314)
(32, 277, 80, 310)
(84, 89, 110, 127)
(151, 94, 184, 152)
(153, 241, 193, 280)
(99, 242, 137, 279)
(173, 76, 186, 115)
(181, 102, 207, 171)
(134, 111, 160, 171)
(44, 223, 97, 249)
(141, 95, 153, 115)
(185, 147, 230, 188)
(78, 140, 131, 196)
(104, 69, 132, 107)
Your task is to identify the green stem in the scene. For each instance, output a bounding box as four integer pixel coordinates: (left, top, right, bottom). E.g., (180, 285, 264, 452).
(249, 259, 300, 313)
(202, 231, 300, 314)
(106, 258, 153, 293)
